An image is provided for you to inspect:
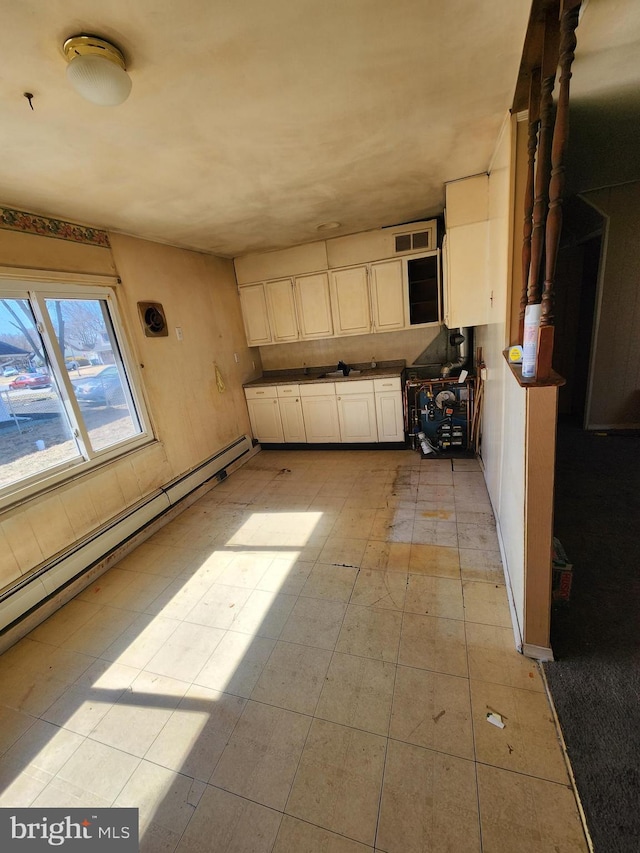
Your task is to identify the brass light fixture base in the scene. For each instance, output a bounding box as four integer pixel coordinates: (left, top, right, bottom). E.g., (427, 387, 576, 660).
(63, 35, 127, 70)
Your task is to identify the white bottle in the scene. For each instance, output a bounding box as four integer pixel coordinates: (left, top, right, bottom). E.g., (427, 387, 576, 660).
(522, 303, 542, 378)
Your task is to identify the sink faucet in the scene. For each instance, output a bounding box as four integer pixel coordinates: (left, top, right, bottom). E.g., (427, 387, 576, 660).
(337, 360, 351, 376)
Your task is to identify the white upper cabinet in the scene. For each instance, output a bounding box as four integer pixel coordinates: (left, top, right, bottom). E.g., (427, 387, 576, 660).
(370, 259, 406, 332)
(265, 278, 299, 342)
(444, 174, 490, 328)
(295, 272, 333, 339)
(329, 266, 371, 336)
(239, 284, 272, 346)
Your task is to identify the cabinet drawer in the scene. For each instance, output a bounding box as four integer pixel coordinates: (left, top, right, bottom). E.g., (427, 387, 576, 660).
(245, 385, 278, 400)
(276, 384, 300, 397)
(336, 379, 375, 395)
(373, 376, 401, 393)
(299, 382, 336, 397)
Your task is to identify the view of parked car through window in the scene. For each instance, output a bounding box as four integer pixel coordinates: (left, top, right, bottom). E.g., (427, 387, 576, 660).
(0, 285, 150, 500)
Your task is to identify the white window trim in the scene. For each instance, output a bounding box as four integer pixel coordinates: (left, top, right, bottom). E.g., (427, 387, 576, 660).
(0, 274, 154, 511)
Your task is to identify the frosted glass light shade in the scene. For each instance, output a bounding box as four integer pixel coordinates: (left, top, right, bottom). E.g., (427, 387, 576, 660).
(66, 54, 132, 106)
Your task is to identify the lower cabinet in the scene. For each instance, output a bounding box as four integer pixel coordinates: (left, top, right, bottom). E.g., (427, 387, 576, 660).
(245, 388, 284, 443)
(277, 386, 306, 442)
(245, 377, 405, 444)
(336, 381, 378, 442)
(299, 384, 341, 442)
(374, 377, 405, 441)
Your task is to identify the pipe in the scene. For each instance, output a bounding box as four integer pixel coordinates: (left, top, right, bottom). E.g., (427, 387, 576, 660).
(440, 327, 470, 378)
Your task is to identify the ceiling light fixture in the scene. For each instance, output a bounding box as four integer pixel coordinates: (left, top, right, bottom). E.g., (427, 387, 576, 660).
(63, 35, 132, 106)
(316, 221, 342, 232)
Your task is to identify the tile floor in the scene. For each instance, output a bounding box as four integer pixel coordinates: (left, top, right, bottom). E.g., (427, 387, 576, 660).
(0, 450, 589, 852)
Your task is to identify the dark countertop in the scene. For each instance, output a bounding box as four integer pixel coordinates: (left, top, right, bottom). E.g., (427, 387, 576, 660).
(243, 360, 405, 388)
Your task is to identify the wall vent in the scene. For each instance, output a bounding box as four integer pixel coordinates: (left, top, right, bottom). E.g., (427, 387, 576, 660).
(394, 230, 431, 254)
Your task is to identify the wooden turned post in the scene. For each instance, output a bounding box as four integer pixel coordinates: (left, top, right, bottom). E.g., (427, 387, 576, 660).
(536, 0, 581, 380)
(520, 68, 541, 343)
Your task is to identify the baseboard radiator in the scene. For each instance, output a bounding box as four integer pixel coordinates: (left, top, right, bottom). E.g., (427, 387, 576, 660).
(0, 435, 254, 640)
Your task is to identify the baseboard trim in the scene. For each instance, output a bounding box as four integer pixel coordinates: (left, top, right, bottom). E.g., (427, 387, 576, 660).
(523, 642, 554, 661)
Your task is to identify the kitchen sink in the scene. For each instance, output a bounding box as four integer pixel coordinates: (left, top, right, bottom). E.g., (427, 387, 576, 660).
(320, 370, 362, 378)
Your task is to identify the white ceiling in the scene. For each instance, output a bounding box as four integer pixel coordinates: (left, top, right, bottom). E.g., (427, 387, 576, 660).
(0, 1, 533, 257)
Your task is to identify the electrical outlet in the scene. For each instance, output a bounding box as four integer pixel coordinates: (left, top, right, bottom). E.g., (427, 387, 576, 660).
(234, 353, 240, 363)
(175, 327, 183, 341)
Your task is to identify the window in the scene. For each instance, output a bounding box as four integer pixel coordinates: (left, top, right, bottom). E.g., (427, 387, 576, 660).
(0, 278, 151, 506)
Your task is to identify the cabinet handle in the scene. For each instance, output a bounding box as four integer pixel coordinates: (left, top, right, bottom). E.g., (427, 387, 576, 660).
(338, 397, 341, 401)
(274, 400, 278, 404)
(296, 398, 299, 402)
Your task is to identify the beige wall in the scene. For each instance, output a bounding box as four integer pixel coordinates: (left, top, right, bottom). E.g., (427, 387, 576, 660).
(0, 229, 260, 591)
(260, 325, 442, 371)
(583, 182, 640, 428)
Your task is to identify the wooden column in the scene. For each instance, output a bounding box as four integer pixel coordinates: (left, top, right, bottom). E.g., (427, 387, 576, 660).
(536, 0, 581, 379)
(519, 68, 541, 343)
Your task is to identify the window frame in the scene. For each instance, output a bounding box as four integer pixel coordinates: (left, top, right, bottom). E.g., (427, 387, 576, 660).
(0, 270, 154, 510)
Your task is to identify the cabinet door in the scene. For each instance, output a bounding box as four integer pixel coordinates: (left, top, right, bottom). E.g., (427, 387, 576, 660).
(445, 223, 489, 327)
(370, 259, 406, 332)
(300, 396, 340, 442)
(336, 393, 378, 442)
(265, 278, 299, 342)
(295, 273, 334, 339)
(375, 391, 405, 442)
(329, 266, 371, 336)
(278, 396, 306, 442)
(246, 397, 284, 442)
(239, 285, 272, 346)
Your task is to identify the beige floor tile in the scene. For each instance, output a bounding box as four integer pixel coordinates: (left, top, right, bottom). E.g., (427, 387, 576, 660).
(318, 536, 369, 568)
(251, 641, 332, 714)
(31, 777, 112, 808)
(145, 684, 245, 781)
(195, 631, 275, 698)
(143, 574, 217, 621)
(280, 597, 347, 650)
(377, 739, 480, 853)
(457, 522, 500, 551)
(331, 509, 377, 538)
(106, 571, 176, 613)
(114, 760, 199, 835)
(466, 623, 544, 691)
(416, 484, 455, 507)
(390, 665, 474, 760)
(369, 511, 396, 541)
(300, 563, 359, 602)
(73, 658, 141, 692)
(405, 575, 464, 620)
(385, 517, 415, 543)
(274, 815, 373, 853)
(101, 613, 182, 669)
(459, 548, 505, 584)
(286, 719, 386, 846)
(0, 706, 37, 756)
(0, 761, 52, 807)
(184, 583, 252, 630)
(146, 621, 226, 681)
(56, 738, 140, 802)
(256, 558, 314, 595)
(28, 599, 102, 646)
(412, 519, 458, 548)
(418, 467, 453, 486)
(350, 570, 407, 610)
(3, 719, 84, 782)
(477, 764, 588, 853)
(409, 544, 460, 578)
(89, 670, 189, 758)
(398, 613, 468, 677)
(471, 681, 569, 783)
(177, 785, 282, 853)
(316, 653, 395, 735)
(1, 656, 92, 717)
(216, 552, 274, 589)
(336, 605, 402, 662)
(77, 567, 139, 605)
(211, 700, 311, 809)
(60, 605, 139, 657)
(463, 581, 511, 626)
(42, 679, 129, 737)
(230, 589, 298, 639)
